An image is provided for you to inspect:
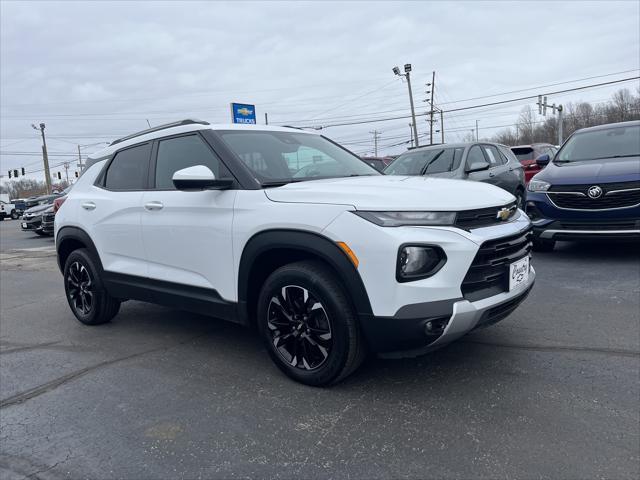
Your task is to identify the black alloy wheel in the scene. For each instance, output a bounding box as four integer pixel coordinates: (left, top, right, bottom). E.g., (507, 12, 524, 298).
(267, 285, 333, 371)
(67, 261, 94, 316)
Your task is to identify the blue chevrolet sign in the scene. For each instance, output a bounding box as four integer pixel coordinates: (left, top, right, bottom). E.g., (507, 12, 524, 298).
(230, 102, 257, 124)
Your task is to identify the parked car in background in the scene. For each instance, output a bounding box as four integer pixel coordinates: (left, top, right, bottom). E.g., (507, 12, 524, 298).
(20, 196, 58, 235)
(0, 200, 19, 220)
(40, 205, 56, 235)
(360, 156, 395, 172)
(511, 143, 557, 183)
(525, 120, 640, 251)
(384, 142, 526, 207)
(10, 199, 27, 217)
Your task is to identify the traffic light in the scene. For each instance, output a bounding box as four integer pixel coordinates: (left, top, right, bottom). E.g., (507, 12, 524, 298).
(7, 170, 11, 179)
(13, 169, 18, 178)
(21, 167, 25, 176)
(75, 171, 79, 178)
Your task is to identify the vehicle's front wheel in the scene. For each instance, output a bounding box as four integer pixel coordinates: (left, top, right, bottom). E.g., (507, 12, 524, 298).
(64, 248, 120, 325)
(532, 237, 555, 252)
(257, 261, 365, 386)
(10, 210, 19, 220)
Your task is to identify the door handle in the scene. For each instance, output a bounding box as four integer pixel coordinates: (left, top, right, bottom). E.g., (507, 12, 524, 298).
(81, 202, 96, 211)
(144, 201, 164, 211)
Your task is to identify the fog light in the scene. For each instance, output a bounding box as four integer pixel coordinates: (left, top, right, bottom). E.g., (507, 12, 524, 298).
(396, 245, 446, 282)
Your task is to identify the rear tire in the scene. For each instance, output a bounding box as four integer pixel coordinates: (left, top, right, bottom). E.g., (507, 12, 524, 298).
(64, 248, 120, 325)
(11, 210, 19, 220)
(532, 237, 555, 252)
(257, 260, 365, 386)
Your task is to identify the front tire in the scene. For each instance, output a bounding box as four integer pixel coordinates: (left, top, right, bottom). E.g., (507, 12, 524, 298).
(11, 210, 19, 220)
(64, 249, 120, 325)
(257, 261, 365, 386)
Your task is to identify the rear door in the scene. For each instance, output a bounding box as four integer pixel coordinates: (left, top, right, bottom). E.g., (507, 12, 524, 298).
(84, 142, 151, 277)
(140, 133, 237, 300)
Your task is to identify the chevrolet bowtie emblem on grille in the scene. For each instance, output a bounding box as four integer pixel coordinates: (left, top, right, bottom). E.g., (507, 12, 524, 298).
(237, 107, 253, 116)
(496, 207, 512, 221)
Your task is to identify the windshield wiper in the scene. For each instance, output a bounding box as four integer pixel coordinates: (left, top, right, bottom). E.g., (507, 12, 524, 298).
(419, 151, 444, 175)
(590, 154, 639, 160)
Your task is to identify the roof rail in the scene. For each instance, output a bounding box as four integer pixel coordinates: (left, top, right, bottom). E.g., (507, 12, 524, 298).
(110, 119, 210, 146)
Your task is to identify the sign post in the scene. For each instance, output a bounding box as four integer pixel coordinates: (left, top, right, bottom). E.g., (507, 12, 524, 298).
(230, 103, 257, 124)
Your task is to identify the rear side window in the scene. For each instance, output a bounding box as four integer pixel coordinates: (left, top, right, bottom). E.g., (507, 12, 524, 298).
(154, 135, 230, 189)
(104, 143, 151, 190)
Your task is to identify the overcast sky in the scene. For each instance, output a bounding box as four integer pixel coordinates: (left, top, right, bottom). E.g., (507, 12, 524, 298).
(1, 0, 639, 182)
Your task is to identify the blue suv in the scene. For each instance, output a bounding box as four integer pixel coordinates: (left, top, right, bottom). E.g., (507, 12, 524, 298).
(525, 120, 640, 251)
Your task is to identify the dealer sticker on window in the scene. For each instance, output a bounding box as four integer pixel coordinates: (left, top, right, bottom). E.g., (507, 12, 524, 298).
(509, 256, 530, 291)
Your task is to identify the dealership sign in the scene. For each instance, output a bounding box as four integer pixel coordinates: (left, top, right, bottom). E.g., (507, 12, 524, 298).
(230, 103, 256, 124)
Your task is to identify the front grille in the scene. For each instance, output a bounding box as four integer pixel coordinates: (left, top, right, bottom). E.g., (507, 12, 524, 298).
(455, 203, 517, 230)
(558, 220, 640, 231)
(547, 180, 640, 210)
(461, 229, 532, 302)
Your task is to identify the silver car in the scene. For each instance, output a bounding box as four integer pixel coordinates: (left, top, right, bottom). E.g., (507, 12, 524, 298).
(384, 142, 526, 207)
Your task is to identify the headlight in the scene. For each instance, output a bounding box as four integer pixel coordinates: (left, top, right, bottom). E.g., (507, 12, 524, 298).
(528, 179, 551, 192)
(353, 211, 456, 227)
(397, 245, 447, 282)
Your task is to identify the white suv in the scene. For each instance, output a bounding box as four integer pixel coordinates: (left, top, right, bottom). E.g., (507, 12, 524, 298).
(55, 119, 535, 386)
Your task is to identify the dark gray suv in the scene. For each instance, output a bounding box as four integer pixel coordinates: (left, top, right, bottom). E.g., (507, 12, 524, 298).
(384, 142, 526, 207)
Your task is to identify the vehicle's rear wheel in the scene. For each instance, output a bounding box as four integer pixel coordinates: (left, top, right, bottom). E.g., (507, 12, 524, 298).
(532, 237, 555, 252)
(64, 248, 120, 325)
(257, 260, 365, 386)
(10, 210, 19, 220)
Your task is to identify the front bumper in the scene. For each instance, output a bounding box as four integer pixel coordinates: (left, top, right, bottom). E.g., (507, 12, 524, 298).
(21, 216, 43, 231)
(373, 268, 535, 358)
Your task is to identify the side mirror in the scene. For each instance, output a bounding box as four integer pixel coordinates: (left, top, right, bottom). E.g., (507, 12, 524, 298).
(465, 160, 490, 174)
(536, 154, 550, 167)
(172, 165, 233, 190)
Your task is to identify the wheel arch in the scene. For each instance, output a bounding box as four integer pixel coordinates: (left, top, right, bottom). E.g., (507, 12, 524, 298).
(56, 226, 102, 274)
(237, 229, 373, 327)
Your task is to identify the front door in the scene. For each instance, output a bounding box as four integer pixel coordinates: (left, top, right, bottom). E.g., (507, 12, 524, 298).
(140, 133, 237, 302)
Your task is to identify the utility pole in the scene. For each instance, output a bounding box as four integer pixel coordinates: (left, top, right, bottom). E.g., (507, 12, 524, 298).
(393, 64, 419, 147)
(369, 130, 381, 156)
(409, 124, 414, 148)
(475, 120, 479, 141)
(32, 123, 51, 194)
(440, 109, 444, 144)
(429, 71, 435, 145)
(264, 112, 269, 125)
(536, 95, 564, 144)
(77, 145, 83, 171)
(63, 162, 70, 183)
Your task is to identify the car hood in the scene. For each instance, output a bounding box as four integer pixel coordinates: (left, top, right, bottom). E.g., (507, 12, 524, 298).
(537, 156, 640, 184)
(264, 175, 514, 210)
(24, 203, 52, 215)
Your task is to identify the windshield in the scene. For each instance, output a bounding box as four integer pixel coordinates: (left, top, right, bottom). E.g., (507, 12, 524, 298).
(384, 147, 464, 175)
(511, 147, 535, 161)
(556, 124, 640, 162)
(218, 130, 379, 184)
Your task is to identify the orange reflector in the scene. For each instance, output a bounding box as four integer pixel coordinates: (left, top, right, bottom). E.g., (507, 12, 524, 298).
(337, 242, 359, 268)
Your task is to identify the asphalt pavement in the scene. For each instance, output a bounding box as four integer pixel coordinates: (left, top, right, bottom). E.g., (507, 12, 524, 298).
(1, 218, 639, 479)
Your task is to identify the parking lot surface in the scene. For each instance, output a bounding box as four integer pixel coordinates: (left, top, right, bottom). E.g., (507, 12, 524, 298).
(1, 219, 639, 479)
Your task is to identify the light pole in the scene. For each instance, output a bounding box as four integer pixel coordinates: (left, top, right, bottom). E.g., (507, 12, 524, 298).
(32, 122, 51, 194)
(393, 64, 419, 148)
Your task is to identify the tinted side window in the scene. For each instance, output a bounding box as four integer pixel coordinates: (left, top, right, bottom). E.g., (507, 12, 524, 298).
(466, 145, 485, 168)
(155, 135, 229, 190)
(482, 145, 503, 166)
(104, 143, 151, 190)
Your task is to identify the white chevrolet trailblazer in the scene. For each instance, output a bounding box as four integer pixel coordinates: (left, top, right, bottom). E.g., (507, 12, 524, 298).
(55, 120, 535, 386)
